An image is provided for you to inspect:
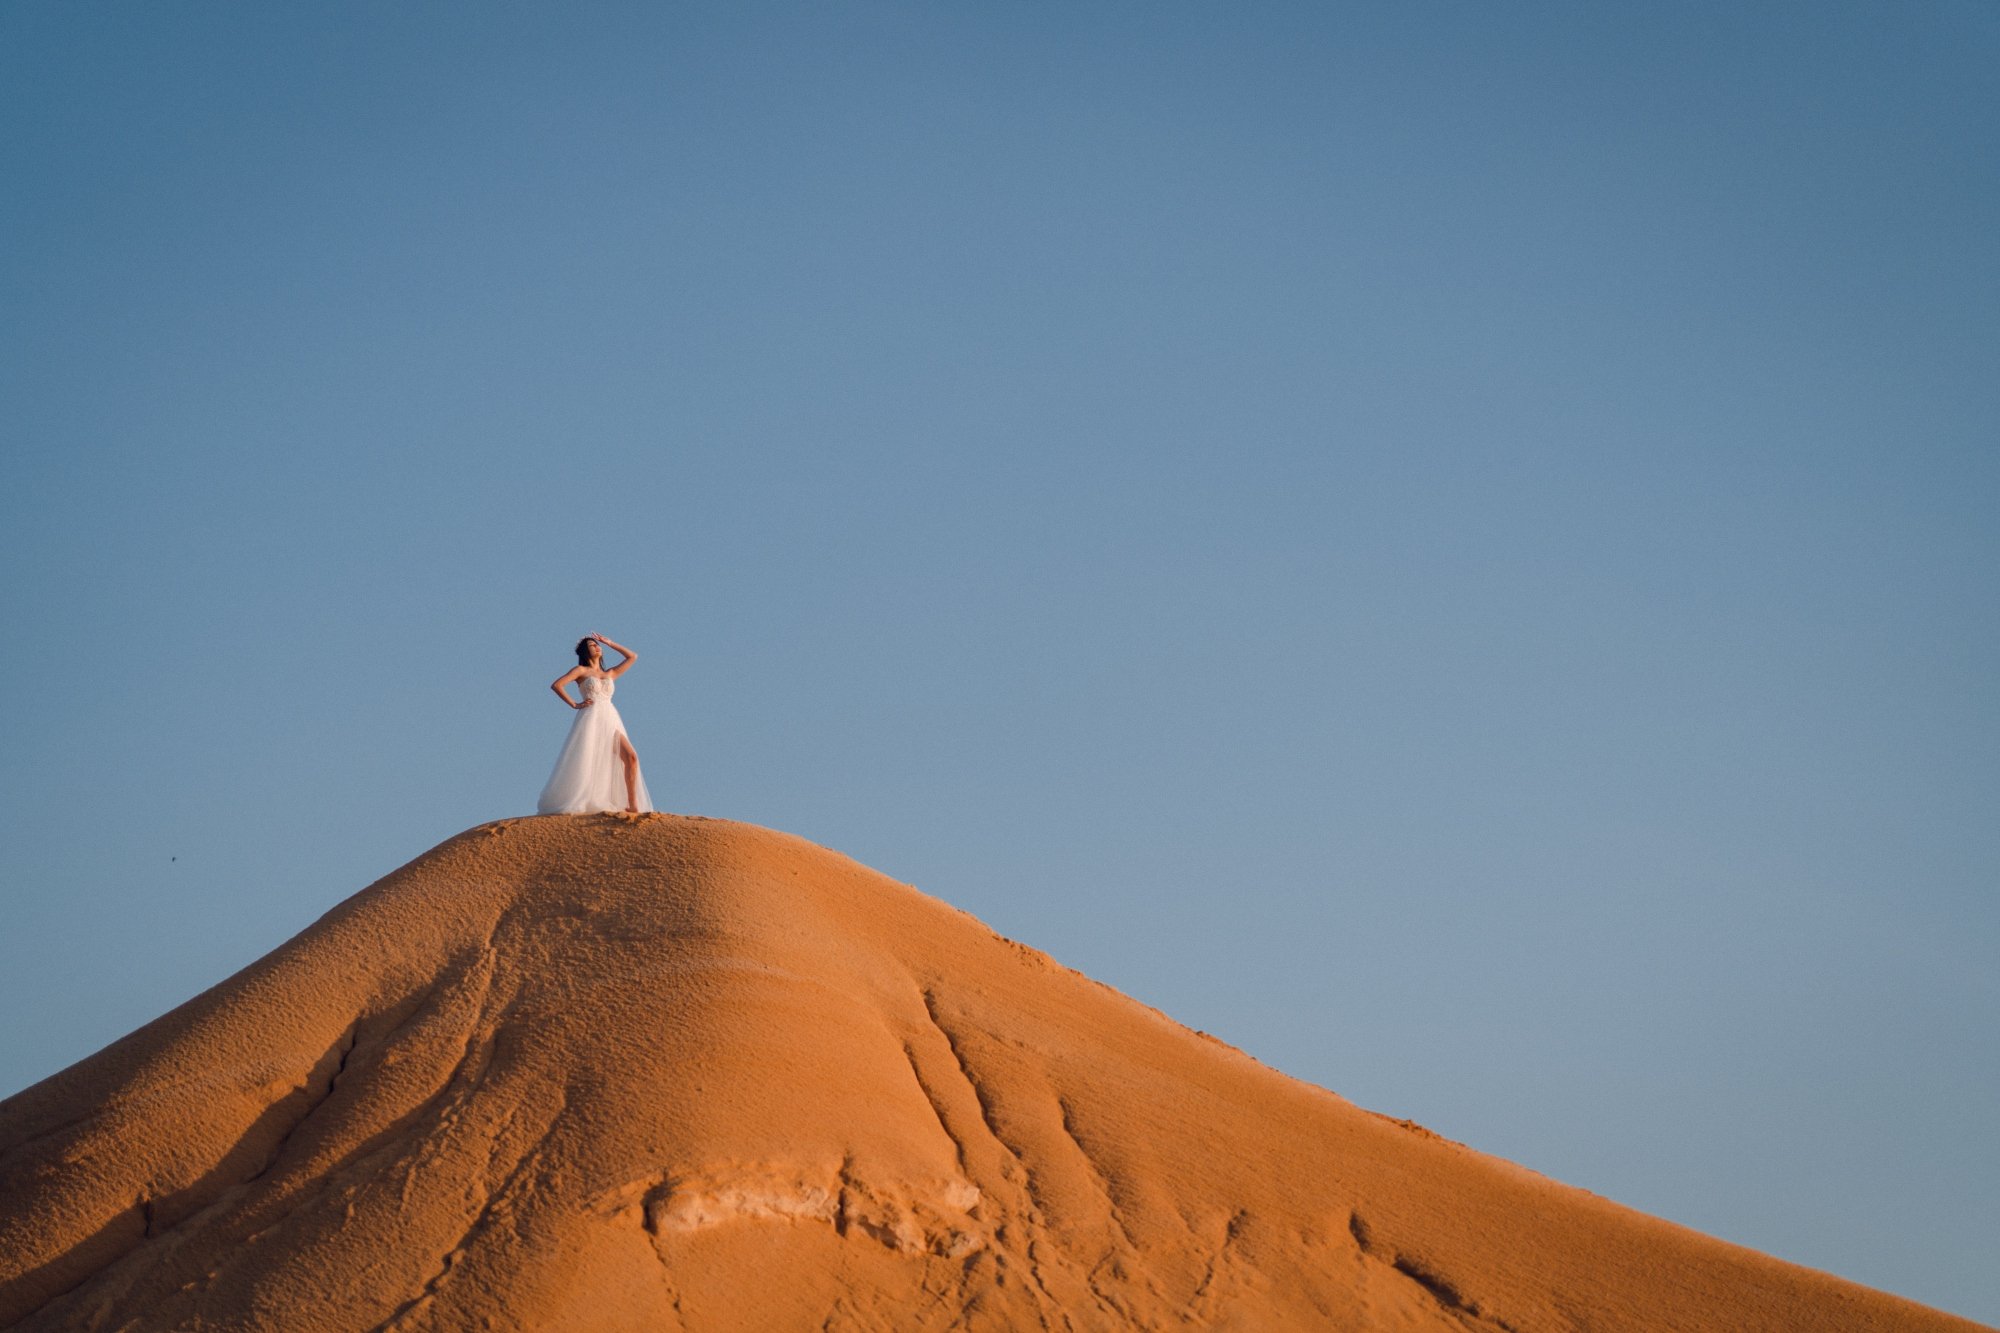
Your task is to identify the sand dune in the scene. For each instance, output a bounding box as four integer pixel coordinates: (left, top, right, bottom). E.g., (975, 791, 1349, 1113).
(0, 814, 1981, 1331)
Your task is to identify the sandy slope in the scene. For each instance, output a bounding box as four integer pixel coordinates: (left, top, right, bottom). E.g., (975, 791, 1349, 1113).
(0, 813, 1982, 1332)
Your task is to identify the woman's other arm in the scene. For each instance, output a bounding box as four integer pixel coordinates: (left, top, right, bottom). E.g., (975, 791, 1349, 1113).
(550, 666, 587, 708)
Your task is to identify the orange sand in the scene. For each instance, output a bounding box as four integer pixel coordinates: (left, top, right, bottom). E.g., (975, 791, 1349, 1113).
(0, 814, 1983, 1331)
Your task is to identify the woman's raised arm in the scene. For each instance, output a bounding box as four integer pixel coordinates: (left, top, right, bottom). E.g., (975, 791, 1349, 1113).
(594, 633, 639, 678)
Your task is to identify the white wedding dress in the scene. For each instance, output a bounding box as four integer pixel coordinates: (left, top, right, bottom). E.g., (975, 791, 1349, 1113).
(537, 673, 653, 814)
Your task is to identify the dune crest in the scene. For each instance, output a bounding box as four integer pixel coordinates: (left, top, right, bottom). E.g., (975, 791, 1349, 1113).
(0, 814, 1980, 1331)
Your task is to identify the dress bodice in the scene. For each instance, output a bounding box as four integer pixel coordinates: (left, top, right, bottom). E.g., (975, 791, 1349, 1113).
(581, 674, 614, 702)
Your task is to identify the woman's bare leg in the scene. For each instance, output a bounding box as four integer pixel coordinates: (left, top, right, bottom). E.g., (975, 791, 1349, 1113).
(616, 735, 641, 812)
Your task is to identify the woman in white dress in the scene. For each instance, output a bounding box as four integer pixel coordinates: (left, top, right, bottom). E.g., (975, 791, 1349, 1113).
(538, 633, 653, 815)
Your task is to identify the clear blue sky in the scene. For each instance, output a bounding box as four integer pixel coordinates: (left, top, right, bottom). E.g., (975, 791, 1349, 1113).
(3, 2, 1994, 1321)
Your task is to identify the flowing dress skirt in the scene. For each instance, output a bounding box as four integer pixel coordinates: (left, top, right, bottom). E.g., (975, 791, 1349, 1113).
(537, 697, 652, 814)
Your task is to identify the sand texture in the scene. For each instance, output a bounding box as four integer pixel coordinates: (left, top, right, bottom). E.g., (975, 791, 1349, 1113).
(0, 814, 1982, 1332)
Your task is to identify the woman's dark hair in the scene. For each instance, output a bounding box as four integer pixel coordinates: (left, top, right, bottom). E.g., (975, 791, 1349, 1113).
(575, 637, 597, 666)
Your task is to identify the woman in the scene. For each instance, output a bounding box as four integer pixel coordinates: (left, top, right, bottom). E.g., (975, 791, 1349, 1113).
(537, 632, 652, 814)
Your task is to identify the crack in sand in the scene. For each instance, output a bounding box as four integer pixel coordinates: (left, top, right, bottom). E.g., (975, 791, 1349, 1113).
(379, 948, 518, 1217)
(1026, 1238, 1078, 1333)
(1082, 1250, 1153, 1326)
(915, 988, 1078, 1330)
(369, 1089, 570, 1332)
(1188, 1206, 1249, 1314)
(86, 986, 472, 1327)
(1053, 1093, 1142, 1255)
(627, 1226, 690, 1333)
(917, 988, 1021, 1174)
(244, 1025, 360, 1187)
(0, 1016, 375, 1329)
(352, 909, 551, 1332)
(1349, 1209, 1522, 1332)
(901, 1039, 972, 1178)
